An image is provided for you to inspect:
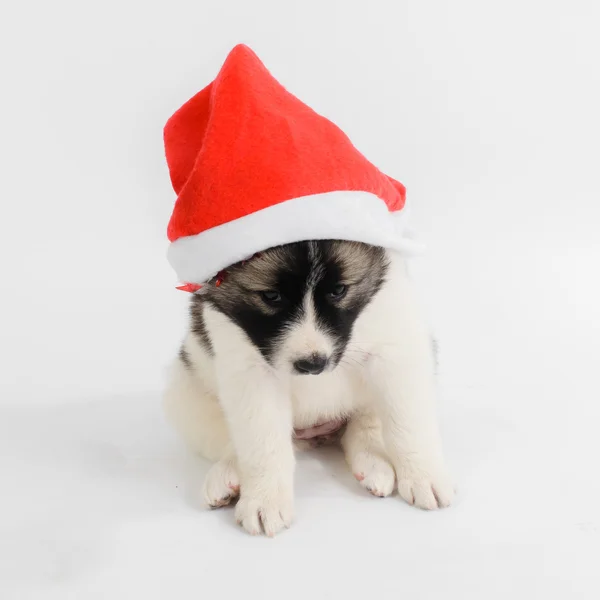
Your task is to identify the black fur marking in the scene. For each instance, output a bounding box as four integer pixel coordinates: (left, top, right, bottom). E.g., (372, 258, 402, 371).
(189, 296, 214, 356)
(312, 240, 388, 365)
(179, 346, 192, 369)
(201, 240, 388, 367)
(212, 243, 312, 363)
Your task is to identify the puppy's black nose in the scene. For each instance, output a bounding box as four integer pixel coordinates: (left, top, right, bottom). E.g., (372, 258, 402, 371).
(293, 354, 328, 375)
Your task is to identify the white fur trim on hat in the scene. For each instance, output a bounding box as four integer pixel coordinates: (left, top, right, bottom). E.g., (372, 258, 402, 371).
(167, 190, 422, 285)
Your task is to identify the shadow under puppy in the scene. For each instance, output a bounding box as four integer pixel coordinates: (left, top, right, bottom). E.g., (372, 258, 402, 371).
(162, 45, 454, 536)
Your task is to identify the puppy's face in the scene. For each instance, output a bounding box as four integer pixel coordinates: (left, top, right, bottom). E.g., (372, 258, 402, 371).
(200, 241, 388, 374)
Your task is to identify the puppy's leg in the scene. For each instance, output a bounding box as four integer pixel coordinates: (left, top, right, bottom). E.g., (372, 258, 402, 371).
(219, 366, 294, 535)
(342, 411, 396, 497)
(361, 257, 454, 510)
(203, 450, 240, 508)
(369, 338, 454, 510)
(206, 309, 295, 537)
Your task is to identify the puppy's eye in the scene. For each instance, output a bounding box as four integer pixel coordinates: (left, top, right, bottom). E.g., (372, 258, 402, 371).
(327, 284, 347, 300)
(260, 291, 283, 306)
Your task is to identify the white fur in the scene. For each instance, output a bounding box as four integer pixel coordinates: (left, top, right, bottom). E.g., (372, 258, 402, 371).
(273, 288, 334, 373)
(167, 190, 420, 285)
(164, 251, 454, 536)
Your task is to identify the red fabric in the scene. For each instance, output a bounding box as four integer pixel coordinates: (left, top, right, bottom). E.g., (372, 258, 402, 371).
(175, 283, 202, 293)
(165, 44, 406, 243)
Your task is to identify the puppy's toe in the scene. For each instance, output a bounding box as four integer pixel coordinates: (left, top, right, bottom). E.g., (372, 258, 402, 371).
(396, 462, 455, 509)
(203, 459, 240, 508)
(235, 491, 294, 537)
(352, 451, 396, 498)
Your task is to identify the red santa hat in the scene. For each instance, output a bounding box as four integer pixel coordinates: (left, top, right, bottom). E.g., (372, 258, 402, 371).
(164, 44, 418, 286)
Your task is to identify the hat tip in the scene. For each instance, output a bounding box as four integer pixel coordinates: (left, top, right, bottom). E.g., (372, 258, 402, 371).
(229, 43, 257, 58)
(223, 44, 265, 71)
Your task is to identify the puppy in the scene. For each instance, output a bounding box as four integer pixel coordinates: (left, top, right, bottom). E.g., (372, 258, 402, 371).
(164, 240, 454, 536)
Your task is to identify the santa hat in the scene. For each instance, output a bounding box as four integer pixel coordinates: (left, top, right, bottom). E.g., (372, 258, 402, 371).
(164, 44, 418, 286)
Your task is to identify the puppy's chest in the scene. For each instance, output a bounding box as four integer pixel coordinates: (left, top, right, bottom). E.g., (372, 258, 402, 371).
(289, 367, 362, 429)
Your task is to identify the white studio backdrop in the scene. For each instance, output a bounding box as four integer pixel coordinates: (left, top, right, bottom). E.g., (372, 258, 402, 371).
(1, 2, 600, 599)
(1, 1, 599, 406)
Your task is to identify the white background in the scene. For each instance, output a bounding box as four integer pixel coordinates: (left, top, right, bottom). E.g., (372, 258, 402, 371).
(1, 0, 599, 598)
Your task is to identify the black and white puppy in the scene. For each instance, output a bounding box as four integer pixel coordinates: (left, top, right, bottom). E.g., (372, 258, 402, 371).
(164, 240, 454, 536)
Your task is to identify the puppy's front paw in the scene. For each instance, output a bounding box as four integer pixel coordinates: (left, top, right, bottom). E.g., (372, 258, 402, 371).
(352, 451, 396, 497)
(203, 459, 240, 508)
(235, 487, 294, 537)
(396, 460, 455, 510)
